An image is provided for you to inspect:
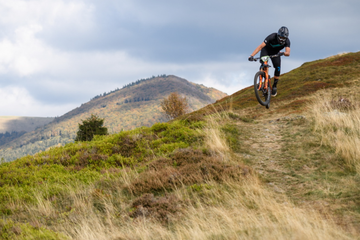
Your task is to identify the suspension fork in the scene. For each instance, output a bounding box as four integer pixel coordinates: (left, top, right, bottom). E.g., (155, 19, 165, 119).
(258, 64, 270, 90)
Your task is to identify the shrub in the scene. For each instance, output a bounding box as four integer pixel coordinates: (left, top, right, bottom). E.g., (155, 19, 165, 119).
(130, 193, 182, 224)
(129, 148, 249, 195)
(75, 114, 108, 141)
(160, 92, 189, 120)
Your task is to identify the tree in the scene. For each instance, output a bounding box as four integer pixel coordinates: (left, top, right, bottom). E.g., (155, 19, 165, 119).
(75, 114, 108, 141)
(160, 92, 189, 120)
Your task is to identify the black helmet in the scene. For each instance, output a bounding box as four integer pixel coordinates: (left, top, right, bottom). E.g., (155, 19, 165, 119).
(277, 26, 289, 44)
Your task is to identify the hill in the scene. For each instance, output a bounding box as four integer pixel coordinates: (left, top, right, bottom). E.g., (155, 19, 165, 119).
(0, 52, 359, 239)
(199, 52, 360, 114)
(0, 116, 54, 134)
(0, 117, 54, 149)
(0, 75, 227, 162)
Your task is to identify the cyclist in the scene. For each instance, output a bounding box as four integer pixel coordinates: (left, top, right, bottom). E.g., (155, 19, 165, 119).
(248, 26, 290, 96)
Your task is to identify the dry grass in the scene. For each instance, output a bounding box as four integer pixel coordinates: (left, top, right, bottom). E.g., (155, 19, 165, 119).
(16, 111, 355, 239)
(172, 179, 353, 240)
(311, 89, 360, 173)
(23, 178, 354, 240)
(325, 52, 350, 60)
(203, 113, 230, 161)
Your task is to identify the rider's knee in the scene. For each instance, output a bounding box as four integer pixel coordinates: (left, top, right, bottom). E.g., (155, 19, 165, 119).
(274, 66, 281, 77)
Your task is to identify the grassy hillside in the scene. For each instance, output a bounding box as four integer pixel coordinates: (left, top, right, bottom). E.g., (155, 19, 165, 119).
(200, 52, 360, 114)
(0, 75, 226, 162)
(0, 52, 359, 239)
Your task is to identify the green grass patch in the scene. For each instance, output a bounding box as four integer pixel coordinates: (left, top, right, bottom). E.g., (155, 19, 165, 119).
(0, 219, 66, 240)
(221, 124, 241, 152)
(0, 118, 205, 216)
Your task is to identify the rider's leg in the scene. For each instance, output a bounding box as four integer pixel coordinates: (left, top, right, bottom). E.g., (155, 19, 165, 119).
(272, 77, 279, 96)
(259, 48, 269, 66)
(273, 76, 279, 88)
(271, 56, 281, 96)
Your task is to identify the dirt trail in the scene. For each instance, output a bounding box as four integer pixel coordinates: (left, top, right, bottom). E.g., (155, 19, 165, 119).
(234, 111, 360, 233)
(239, 117, 290, 193)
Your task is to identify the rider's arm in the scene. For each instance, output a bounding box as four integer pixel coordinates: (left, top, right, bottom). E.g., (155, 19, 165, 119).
(284, 47, 290, 57)
(250, 42, 266, 57)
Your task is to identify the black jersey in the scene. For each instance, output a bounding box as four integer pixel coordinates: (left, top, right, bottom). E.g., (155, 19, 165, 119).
(263, 33, 290, 55)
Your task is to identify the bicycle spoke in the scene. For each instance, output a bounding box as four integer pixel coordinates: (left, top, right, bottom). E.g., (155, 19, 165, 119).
(254, 71, 271, 106)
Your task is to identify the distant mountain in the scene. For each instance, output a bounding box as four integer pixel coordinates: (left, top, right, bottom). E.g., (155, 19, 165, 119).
(0, 75, 227, 162)
(0, 116, 54, 150)
(0, 116, 54, 133)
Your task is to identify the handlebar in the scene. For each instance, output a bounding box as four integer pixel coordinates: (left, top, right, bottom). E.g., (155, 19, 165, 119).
(252, 53, 284, 62)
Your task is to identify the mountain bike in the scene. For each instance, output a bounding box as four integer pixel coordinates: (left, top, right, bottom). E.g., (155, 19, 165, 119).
(252, 54, 281, 109)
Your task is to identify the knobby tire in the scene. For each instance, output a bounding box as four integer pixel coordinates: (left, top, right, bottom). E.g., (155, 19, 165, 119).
(254, 71, 271, 106)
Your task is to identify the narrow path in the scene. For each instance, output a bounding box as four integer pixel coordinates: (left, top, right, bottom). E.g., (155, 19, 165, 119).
(234, 113, 360, 233)
(239, 118, 289, 193)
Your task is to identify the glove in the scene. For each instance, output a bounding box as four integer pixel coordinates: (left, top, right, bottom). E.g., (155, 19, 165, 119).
(248, 56, 254, 61)
(278, 52, 285, 56)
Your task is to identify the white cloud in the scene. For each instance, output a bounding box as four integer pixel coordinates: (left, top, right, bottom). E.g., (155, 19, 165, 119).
(0, 25, 44, 76)
(0, 0, 96, 77)
(0, 86, 76, 117)
(0, 0, 95, 29)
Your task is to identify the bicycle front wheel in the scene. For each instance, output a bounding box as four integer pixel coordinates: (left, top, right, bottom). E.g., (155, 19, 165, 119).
(254, 71, 271, 106)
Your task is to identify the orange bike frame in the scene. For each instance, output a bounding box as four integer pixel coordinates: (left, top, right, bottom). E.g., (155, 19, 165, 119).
(258, 60, 271, 91)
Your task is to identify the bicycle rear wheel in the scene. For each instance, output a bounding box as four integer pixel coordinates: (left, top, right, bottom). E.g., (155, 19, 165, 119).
(254, 71, 271, 106)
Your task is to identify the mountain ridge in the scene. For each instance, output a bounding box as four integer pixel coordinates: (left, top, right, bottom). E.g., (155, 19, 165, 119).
(0, 116, 54, 134)
(0, 75, 227, 162)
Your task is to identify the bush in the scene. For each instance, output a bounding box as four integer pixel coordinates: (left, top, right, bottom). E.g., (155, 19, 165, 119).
(75, 114, 108, 141)
(160, 92, 189, 120)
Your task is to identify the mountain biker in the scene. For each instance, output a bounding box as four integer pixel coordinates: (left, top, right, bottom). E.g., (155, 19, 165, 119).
(248, 26, 290, 96)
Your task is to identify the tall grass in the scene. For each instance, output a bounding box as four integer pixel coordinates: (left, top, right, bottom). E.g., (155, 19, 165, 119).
(203, 111, 230, 161)
(311, 90, 360, 173)
(171, 179, 353, 240)
(23, 178, 353, 239)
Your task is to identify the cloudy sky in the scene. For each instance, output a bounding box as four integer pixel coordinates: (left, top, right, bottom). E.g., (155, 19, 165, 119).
(0, 0, 359, 117)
